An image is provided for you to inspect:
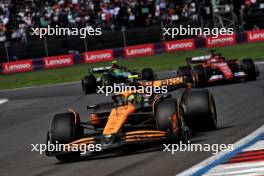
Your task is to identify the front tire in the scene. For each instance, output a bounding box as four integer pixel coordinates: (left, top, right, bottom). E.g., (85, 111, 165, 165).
(82, 75, 97, 94)
(154, 98, 176, 131)
(155, 99, 189, 142)
(241, 58, 257, 81)
(50, 112, 82, 162)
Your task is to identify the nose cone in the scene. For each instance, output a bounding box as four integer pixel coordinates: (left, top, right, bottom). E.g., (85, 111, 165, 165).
(101, 134, 116, 148)
(216, 63, 233, 79)
(103, 105, 135, 135)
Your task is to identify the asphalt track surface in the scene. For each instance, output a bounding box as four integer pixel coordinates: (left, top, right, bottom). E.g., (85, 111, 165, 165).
(0, 65, 264, 176)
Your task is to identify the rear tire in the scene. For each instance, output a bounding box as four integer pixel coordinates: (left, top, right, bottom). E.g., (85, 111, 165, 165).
(193, 65, 208, 87)
(177, 66, 193, 83)
(183, 89, 217, 131)
(50, 112, 82, 162)
(82, 75, 97, 94)
(142, 68, 155, 81)
(241, 58, 257, 81)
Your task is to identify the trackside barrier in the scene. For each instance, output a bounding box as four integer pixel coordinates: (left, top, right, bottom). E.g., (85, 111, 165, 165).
(83, 49, 114, 63)
(43, 54, 74, 69)
(0, 30, 263, 74)
(164, 39, 195, 52)
(246, 29, 264, 42)
(2, 59, 33, 74)
(205, 34, 236, 48)
(123, 43, 155, 58)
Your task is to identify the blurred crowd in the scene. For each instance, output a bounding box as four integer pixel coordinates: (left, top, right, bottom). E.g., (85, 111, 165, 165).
(14, 0, 200, 32)
(0, 0, 11, 42)
(0, 0, 264, 42)
(3, 0, 202, 42)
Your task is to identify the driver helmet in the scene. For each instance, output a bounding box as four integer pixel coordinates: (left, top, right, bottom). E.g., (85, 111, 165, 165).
(111, 60, 120, 69)
(127, 93, 143, 104)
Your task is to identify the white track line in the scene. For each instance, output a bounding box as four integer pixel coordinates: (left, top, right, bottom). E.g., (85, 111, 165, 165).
(0, 99, 8, 105)
(177, 125, 264, 176)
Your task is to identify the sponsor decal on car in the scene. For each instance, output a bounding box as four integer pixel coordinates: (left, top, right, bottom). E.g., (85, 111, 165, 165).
(2, 60, 33, 74)
(205, 34, 236, 47)
(209, 75, 223, 81)
(234, 72, 246, 77)
(246, 29, 264, 42)
(124, 44, 154, 58)
(84, 49, 113, 63)
(164, 39, 195, 52)
(44, 54, 74, 69)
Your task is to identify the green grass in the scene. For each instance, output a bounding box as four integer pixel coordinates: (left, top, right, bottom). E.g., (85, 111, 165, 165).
(0, 42, 264, 90)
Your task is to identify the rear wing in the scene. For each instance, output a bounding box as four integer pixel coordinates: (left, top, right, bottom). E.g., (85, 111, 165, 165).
(186, 55, 211, 64)
(91, 66, 111, 73)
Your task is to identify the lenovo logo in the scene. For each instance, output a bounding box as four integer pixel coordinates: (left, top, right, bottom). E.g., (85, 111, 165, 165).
(5, 64, 31, 71)
(84, 50, 113, 63)
(208, 37, 233, 45)
(89, 53, 111, 60)
(126, 48, 152, 56)
(165, 39, 195, 52)
(206, 35, 236, 47)
(2, 60, 33, 74)
(167, 42, 192, 49)
(44, 55, 73, 68)
(45, 58, 71, 66)
(247, 30, 264, 42)
(249, 33, 264, 40)
(124, 44, 154, 58)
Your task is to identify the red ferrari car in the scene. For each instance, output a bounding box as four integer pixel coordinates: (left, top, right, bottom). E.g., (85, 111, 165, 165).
(177, 50, 260, 86)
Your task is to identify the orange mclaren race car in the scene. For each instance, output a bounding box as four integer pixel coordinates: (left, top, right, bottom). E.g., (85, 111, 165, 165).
(45, 85, 217, 162)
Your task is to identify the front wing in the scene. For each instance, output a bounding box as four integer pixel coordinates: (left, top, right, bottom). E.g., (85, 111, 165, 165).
(206, 72, 246, 82)
(46, 130, 174, 156)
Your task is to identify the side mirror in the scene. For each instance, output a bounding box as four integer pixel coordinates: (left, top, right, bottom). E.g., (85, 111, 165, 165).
(87, 104, 99, 109)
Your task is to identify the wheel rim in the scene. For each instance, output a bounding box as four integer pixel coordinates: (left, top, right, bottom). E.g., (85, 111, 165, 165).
(178, 106, 188, 141)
